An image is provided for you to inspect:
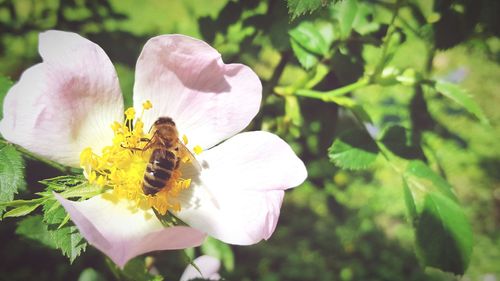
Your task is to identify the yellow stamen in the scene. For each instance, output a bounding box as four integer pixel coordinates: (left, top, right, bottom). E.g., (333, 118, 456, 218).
(111, 121, 122, 132)
(125, 107, 136, 120)
(80, 101, 192, 215)
(182, 134, 188, 145)
(88, 170, 97, 183)
(140, 100, 152, 120)
(142, 100, 153, 110)
(193, 145, 203, 155)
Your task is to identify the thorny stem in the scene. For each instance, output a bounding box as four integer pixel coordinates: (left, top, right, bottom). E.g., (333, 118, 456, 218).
(279, 1, 406, 173)
(0, 139, 71, 173)
(372, 0, 402, 81)
(291, 0, 403, 101)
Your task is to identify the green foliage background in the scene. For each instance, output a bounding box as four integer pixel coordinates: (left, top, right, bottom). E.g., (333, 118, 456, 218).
(0, 0, 499, 280)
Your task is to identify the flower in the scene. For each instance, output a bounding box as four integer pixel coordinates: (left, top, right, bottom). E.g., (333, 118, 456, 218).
(180, 255, 221, 281)
(0, 30, 307, 267)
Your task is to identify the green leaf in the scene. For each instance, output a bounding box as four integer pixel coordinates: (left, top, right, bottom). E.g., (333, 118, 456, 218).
(404, 161, 457, 201)
(201, 236, 235, 272)
(2, 204, 40, 219)
(16, 215, 57, 249)
(1, 175, 99, 222)
(328, 129, 379, 170)
(0, 75, 13, 119)
(1, 174, 102, 262)
(3, 174, 105, 262)
(0, 144, 26, 215)
(39, 175, 87, 190)
(417, 192, 472, 275)
(17, 213, 87, 263)
(287, 0, 337, 19)
(403, 161, 473, 275)
(402, 181, 418, 226)
(290, 39, 319, 69)
(289, 22, 329, 56)
(0, 197, 46, 208)
(42, 198, 66, 225)
(433, 80, 489, 125)
(39, 198, 87, 263)
(59, 182, 102, 199)
(336, 0, 358, 38)
(349, 3, 380, 35)
(51, 219, 87, 263)
(39, 175, 102, 200)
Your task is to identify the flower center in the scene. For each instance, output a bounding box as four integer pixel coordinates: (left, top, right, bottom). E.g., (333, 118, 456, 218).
(79, 101, 198, 215)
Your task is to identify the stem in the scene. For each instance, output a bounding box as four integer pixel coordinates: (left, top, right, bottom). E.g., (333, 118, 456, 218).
(372, 0, 402, 81)
(264, 51, 290, 97)
(293, 77, 370, 101)
(104, 257, 123, 281)
(0, 139, 70, 173)
(425, 46, 436, 73)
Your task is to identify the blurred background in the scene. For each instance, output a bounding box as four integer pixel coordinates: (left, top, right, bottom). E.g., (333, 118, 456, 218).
(0, 0, 499, 280)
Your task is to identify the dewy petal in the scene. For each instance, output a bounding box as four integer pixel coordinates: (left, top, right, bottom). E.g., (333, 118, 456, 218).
(177, 131, 307, 245)
(179, 255, 221, 281)
(0, 30, 123, 167)
(133, 34, 262, 150)
(54, 192, 206, 268)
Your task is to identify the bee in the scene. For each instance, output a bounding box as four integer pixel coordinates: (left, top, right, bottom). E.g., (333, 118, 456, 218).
(141, 117, 195, 196)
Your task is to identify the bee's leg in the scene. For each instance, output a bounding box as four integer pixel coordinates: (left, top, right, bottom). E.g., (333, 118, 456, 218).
(120, 144, 143, 151)
(142, 130, 158, 151)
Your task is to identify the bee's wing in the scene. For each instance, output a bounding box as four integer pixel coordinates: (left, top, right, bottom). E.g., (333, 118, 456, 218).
(178, 141, 202, 171)
(177, 141, 220, 209)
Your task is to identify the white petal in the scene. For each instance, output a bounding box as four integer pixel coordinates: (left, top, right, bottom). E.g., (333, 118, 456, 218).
(177, 131, 307, 245)
(55, 193, 206, 268)
(133, 34, 261, 150)
(180, 255, 221, 281)
(0, 30, 123, 167)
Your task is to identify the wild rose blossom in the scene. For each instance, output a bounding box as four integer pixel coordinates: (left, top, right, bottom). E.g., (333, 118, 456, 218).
(0, 30, 307, 267)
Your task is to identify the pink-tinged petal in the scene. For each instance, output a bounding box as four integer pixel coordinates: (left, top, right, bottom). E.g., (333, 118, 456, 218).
(177, 131, 307, 245)
(133, 34, 261, 150)
(180, 255, 221, 281)
(54, 193, 206, 268)
(0, 30, 123, 167)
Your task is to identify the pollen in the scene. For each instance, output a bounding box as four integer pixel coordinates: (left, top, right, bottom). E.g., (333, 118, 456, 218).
(193, 145, 203, 155)
(124, 107, 136, 120)
(79, 102, 193, 215)
(142, 100, 153, 110)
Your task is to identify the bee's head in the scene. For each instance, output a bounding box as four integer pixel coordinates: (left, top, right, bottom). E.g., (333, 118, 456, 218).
(153, 117, 179, 142)
(154, 117, 175, 126)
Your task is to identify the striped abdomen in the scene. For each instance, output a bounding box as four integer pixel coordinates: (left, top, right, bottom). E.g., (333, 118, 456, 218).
(142, 148, 180, 195)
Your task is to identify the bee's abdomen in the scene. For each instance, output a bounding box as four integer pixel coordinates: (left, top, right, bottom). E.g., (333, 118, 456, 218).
(142, 149, 177, 195)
